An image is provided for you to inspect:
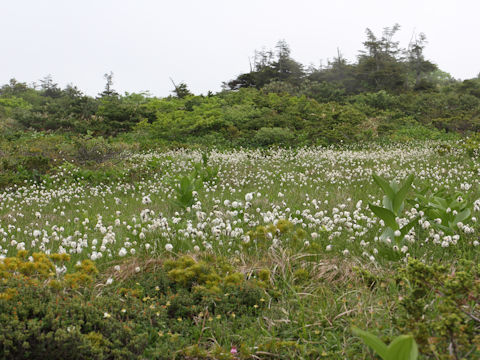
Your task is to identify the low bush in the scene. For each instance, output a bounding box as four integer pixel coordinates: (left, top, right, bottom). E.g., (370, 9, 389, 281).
(395, 258, 480, 359)
(0, 253, 269, 359)
(0, 252, 153, 359)
(252, 127, 295, 147)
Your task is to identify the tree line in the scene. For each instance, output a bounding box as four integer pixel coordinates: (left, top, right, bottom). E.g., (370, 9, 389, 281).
(226, 24, 453, 96)
(0, 24, 479, 145)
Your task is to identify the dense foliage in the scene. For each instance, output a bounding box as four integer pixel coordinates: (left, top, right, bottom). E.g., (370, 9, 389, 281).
(1, 24, 480, 147)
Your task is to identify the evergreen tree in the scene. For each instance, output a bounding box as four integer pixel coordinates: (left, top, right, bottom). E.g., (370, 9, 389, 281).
(171, 81, 193, 99)
(356, 24, 407, 92)
(407, 33, 437, 90)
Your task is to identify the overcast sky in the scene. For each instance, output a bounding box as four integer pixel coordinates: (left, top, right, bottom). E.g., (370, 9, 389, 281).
(1, 0, 478, 97)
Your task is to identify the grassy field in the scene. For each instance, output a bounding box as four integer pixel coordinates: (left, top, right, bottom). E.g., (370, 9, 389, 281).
(1, 141, 479, 359)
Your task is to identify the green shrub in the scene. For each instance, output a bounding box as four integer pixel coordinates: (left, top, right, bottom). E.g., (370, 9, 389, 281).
(463, 133, 480, 157)
(396, 258, 480, 359)
(0, 252, 152, 359)
(253, 127, 295, 147)
(72, 135, 129, 165)
(0, 286, 152, 359)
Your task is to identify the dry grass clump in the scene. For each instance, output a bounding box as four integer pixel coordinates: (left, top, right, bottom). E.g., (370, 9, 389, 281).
(102, 257, 166, 282)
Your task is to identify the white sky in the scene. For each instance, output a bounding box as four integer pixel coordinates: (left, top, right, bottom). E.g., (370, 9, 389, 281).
(1, 0, 479, 97)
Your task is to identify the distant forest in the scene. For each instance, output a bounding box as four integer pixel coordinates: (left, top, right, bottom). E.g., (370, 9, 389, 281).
(1, 24, 479, 146)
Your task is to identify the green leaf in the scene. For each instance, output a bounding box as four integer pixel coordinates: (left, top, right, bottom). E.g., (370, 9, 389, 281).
(453, 208, 471, 225)
(352, 327, 388, 360)
(432, 197, 448, 210)
(400, 216, 418, 238)
(380, 227, 396, 242)
(418, 185, 430, 196)
(369, 204, 398, 229)
(179, 176, 190, 190)
(427, 208, 442, 219)
(435, 223, 454, 234)
(373, 174, 395, 201)
(383, 196, 393, 212)
(392, 174, 414, 216)
(386, 335, 418, 360)
(390, 181, 400, 193)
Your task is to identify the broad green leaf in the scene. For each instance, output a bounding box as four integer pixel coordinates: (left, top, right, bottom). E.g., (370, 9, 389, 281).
(369, 204, 397, 229)
(441, 215, 451, 227)
(390, 181, 400, 193)
(383, 196, 393, 212)
(386, 335, 418, 360)
(436, 224, 453, 234)
(427, 208, 441, 219)
(380, 227, 396, 242)
(454, 208, 471, 225)
(179, 176, 191, 190)
(448, 198, 461, 210)
(400, 216, 418, 238)
(373, 174, 395, 200)
(427, 201, 442, 210)
(392, 174, 414, 216)
(434, 197, 449, 210)
(352, 327, 388, 360)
